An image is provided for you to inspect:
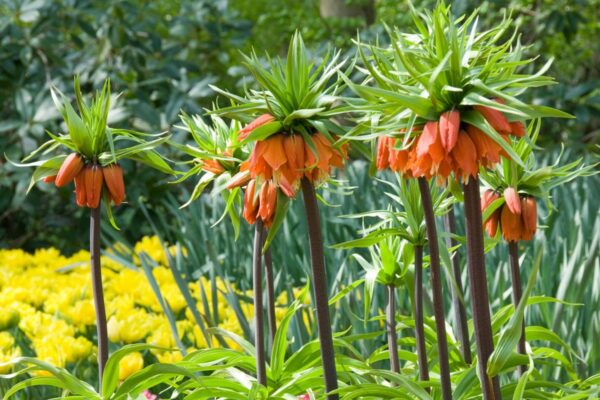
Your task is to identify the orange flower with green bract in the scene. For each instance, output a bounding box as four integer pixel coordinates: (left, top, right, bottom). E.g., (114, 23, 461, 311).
(375, 104, 525, 183)
(243, 128, 347, 194)
(481, 189, 537, 242)
(233, 113, 348, 226)
(236, 129, 347, 226)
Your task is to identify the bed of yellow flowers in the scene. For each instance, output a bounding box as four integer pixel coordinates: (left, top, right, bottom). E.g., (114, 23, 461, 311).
(0, 236, 291, 380)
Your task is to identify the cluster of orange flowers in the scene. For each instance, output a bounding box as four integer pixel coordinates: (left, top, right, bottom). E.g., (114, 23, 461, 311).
(481, 188, 537, 242)
(46, 153, 125, 207)
(376, 101, 525, 182)
(228, 114, 347, 226)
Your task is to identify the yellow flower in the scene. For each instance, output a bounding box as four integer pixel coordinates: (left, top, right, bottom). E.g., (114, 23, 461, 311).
(134, 236, 169, 266)
(19, 311, 75, 340)
(147, 321, 178, 349)
(119, 352, 144, 380)
(0, 332, 15, 350)
(155, 350, 183, 363)
(0, 332, 20, 374)
(107, 309, 155, 344)
(0, 235, 296, 372)
(0, 307, 19, 330)
(32, 335, 93, 366)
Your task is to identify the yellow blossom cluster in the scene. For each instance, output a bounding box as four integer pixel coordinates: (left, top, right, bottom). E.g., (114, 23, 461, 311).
(0, 236, 294, 379)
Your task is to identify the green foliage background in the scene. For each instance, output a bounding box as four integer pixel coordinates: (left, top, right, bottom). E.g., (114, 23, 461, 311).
(1, 0, 599, 251)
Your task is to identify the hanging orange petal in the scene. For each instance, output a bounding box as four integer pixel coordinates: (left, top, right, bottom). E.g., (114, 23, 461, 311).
(481, 189, 500, 212)
(74, 170, 87, 207)
(283, 134, 306, 173)
(503, 187, 521, 214)
(249, 141, 273, 180)
(103, 164, 126, 206)
(243, 180, 259, 225)
(416, 121, 444, 163)
(279, 178, 296, 198)
(510, 121, 526, 137)
(500, 205, 523, 242)
(258, 181, 277, 223)
(314, 133, 335, 170)
(451, 131, 478, 179)
(376, 136, 391, 170)
(261, 134, 287, 171)
(226, 169, 251, 189)
(521, 196, 537, 241)
(389, 145, 411, 174)
(439, 110, 460, 153)
(43, 175, 56, 183)
(238, 114, 275, 140)
(201, 159, 224, 175)
(56, 153, 85, 187)
(466, 125, 502, 167)
(84, 164, 104, 208)
(485, 212, 500, 237)
(474, 105, 512, 134)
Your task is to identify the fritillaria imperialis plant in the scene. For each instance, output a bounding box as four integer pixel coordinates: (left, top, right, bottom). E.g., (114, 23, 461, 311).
(211, 32, 350, 398)
(480, 120, 597, 375)
(11, 78, 173, 389)
(173, 111, 280, 380)
(345, 3, 572, 398)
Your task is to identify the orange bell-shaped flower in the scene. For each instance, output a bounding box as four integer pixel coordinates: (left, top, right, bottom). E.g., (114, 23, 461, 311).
(474, 103, 512, 134)
(243, 179, 259, 225)
(103, 164, 126, 206)
(201, 159, 225, 175)
(450, 131, 478, 181)
(439, 110, 460, 152)
(84, 164, 104, 208)
(521, 196, 537, 241)
(500, 204, 523, 242)
(74, 170, 87, 207)
(258, 180, 278, 227)
(503, 187, 521, 214)
(55, 153, 85, 187)
(481, 189, 500, 237)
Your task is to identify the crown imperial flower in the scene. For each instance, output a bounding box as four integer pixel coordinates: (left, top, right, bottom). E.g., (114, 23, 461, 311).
(55, 153, 84, 187)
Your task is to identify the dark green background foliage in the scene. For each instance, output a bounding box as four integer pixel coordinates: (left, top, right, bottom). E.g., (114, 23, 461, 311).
(1, 0, 599, 251)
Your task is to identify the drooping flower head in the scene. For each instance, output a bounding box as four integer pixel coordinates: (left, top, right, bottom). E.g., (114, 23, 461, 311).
(211, 32, 351, 241)
(349, 3, 572, 183)
(12, 77, 174, 228)
(480, 120, 597, 242)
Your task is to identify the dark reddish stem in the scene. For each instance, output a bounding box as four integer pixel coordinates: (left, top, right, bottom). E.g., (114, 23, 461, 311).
(263, 229, 277, 347)
(463, 177, 501, 399)
(253, 219, 267, 386)
(301, 178, 338, 400)
(417, 177, 452, 400)
(508, 240, 527, 375)
(413, 244, 430, 384)
(443, 208, 472, 364)
(386, 284, 400, 374)
(90, 203, 108, 389)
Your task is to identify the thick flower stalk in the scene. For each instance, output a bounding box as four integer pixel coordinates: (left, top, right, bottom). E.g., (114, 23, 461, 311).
(14, 78, 173, 390)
